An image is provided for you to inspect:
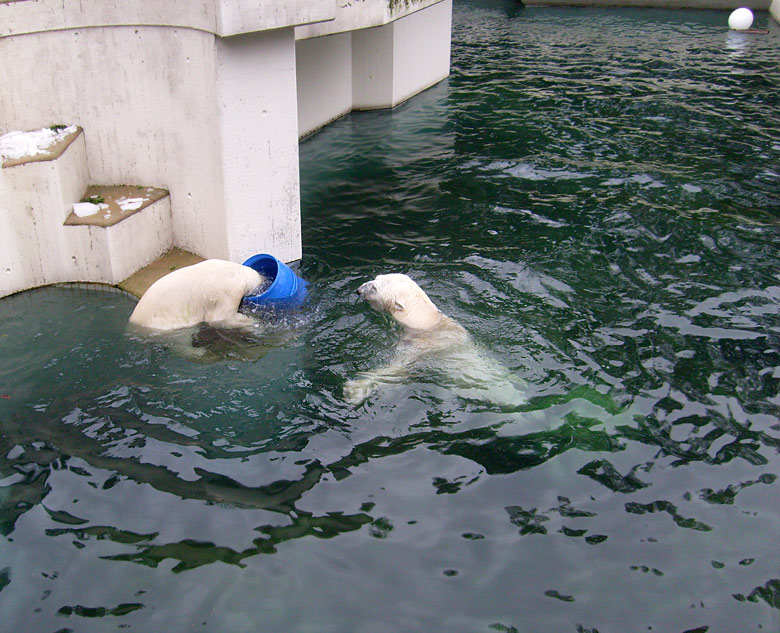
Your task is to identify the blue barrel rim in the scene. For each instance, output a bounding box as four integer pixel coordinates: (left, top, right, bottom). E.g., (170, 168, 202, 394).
(241, 253, 308, 307)
(243, 254, 282, 299)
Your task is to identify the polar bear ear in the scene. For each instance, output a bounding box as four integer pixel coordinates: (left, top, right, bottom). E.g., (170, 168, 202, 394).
(393, 299, 405, 312)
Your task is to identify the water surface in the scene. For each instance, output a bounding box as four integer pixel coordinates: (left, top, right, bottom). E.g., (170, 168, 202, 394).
(1, 4, 779, 632)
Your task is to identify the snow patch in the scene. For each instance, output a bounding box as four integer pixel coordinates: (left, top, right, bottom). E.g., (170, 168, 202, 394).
(0, 126, 77, 161)
(73, 202, 100, 217)
(117, 197, 147, 212)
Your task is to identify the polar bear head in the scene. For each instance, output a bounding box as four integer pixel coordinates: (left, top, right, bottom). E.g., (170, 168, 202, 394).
(356, 273, 444, 331)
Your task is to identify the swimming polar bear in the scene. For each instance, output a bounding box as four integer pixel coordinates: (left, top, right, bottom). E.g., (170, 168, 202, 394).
(128, 259, 264, 331)
(344, 273, 526, 407)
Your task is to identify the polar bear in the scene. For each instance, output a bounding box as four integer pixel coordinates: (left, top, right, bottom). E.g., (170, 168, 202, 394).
(344, 273, 526, 406)
(128, 259, 264, 331)
(355, 273, 468, 339)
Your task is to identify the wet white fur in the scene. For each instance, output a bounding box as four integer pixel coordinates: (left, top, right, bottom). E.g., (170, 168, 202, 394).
(129, 259, 262, 331)
(345, 273, 525, 406)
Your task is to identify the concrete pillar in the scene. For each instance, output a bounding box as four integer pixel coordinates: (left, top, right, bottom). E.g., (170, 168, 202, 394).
(216, 28, 302, 264)
(352, 22, 396, 110)
(296, 0, 452, 133)
(296, 32, 354, 138)
(390, 0, 452, 107)
(352, 0, 452, 110)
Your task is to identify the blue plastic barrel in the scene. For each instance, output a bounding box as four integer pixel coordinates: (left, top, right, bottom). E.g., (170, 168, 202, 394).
(241, 253, 308, 308)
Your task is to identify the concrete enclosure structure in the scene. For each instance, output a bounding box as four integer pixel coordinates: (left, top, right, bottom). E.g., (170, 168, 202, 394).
(0, 0, 453, 298)
(296, 0, 453, 136)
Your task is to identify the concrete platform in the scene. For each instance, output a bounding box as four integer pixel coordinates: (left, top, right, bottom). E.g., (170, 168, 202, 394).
(0, 125, 81, 168)
(117, 248, 203, 298)
(64, 184, 169, 228)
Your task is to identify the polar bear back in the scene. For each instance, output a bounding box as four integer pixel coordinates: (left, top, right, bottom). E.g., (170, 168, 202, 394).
(129, 259, 262, 331)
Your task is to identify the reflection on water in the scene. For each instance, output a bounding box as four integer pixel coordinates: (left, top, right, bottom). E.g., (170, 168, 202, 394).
(2, 3, 780, 632)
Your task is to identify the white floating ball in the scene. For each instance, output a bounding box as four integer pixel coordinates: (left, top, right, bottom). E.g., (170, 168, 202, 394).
(728, 7, 754, 31)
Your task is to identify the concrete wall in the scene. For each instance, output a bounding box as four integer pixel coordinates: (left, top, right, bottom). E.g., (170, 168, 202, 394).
(0, 23, 307, 265)
(296, 32, 354, 139)
(297, 0, 453, 136)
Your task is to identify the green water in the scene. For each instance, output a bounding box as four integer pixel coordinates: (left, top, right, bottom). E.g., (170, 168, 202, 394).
(1, 4, 779, 632)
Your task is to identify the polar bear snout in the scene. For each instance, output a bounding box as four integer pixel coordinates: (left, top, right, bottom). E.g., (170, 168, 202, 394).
(356, 280, 385, 312)
(356, 280, 380, 301)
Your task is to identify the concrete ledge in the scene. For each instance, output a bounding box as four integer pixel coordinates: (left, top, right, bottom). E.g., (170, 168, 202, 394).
(2, 0, 449, 40)
(0, 0, 335, 38)
(0, 123, 175, 297)
(64, 184, 169, 228)
(296, 0, 447, 40)
(69, 192, 173, 284)
(1, 125, 82, 168)
(117, 247, 203, 298)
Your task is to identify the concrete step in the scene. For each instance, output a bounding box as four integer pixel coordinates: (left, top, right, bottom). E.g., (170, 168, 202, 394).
(0, 124, 178, 297)
(64, 184, 169, 228)
(1, 126, 90, 296)
(61, 183, 173, 285)
(0, 124, 82, 169)
(118, 248, 204, 298)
